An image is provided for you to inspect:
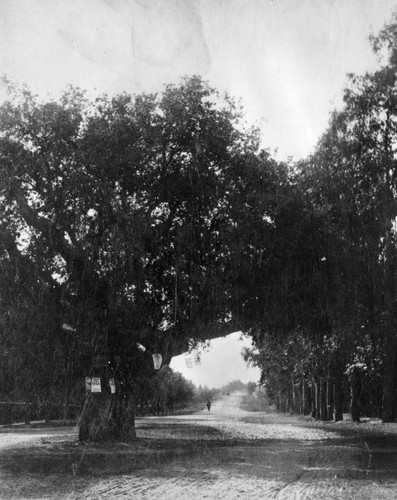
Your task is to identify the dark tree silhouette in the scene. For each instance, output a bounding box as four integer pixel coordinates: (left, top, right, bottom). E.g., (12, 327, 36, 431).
(0, 76, 282, 440)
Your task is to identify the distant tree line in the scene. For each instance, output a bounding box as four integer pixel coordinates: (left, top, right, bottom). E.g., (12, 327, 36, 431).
(221, 380, 247, 394)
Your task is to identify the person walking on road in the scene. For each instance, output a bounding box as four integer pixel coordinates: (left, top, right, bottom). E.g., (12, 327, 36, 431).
(206, 399, 211, 411)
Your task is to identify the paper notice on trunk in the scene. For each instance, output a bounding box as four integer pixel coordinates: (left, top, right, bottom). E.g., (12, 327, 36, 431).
(91, 377, 101, 393)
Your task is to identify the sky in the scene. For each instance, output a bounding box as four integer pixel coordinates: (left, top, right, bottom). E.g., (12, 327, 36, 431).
(2, 0, 397, 386)
(169, 332, 260, 388)
(1, 0, 397, 161)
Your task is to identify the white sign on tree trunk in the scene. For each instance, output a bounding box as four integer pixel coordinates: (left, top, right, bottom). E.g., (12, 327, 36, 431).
(91, 377, 101, 393)
(109, 378, 116, 393)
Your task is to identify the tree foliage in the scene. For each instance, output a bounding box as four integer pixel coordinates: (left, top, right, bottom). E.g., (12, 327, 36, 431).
(0, 76, 283, 439)
(245, 16, 397, 422)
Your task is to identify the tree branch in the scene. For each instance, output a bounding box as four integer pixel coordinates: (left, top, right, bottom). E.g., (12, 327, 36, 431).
(9, 181, 84, 271)
(0, 225, 60, 289)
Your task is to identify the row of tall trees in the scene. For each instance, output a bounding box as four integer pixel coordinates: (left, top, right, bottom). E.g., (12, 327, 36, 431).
(245, 17, 397, 423)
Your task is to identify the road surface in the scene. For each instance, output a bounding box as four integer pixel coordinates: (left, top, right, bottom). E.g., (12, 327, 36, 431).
(1, 393, 397, 499)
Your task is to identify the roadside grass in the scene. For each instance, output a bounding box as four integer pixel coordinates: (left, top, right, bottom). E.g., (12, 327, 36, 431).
(239, 392, 270, 412)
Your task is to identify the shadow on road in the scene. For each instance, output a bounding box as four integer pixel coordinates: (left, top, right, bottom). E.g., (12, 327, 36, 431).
(1, 394, 397, 499)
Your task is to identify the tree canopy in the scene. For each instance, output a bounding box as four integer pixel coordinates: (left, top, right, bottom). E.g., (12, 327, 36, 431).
(0, 76, 285, 439)
(245, 16, 397, 423)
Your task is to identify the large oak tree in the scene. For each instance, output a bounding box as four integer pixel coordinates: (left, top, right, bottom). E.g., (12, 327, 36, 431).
(0, 76, 282, 440)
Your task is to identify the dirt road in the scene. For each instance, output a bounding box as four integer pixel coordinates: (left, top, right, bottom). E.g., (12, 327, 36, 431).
(1, 393, 397, 499)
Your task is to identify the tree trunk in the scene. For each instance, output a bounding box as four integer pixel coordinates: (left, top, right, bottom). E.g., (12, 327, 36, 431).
(78, 390, 136, 442)
(319, 378, 328, 421)
(333, 376, 343, 422)
(291, 377, 296, 414)
(382, 332, 397, 422)
(284, 393, 289, 413)
(301, 378, 304, 415)
(277, 391, 282, 412)
(302, 378, 311, 415)
(311, 379, 317, 418)
(350, 366, 361, 423)
(326, 376, 334, 421)
(382, 224, 397, 423)
(316, 379, 322, 419)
